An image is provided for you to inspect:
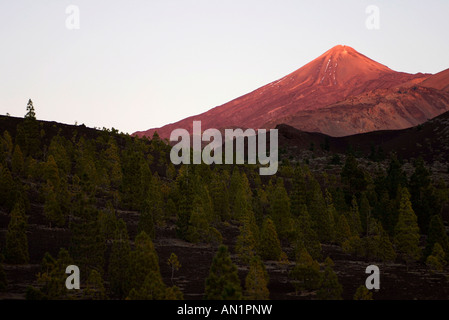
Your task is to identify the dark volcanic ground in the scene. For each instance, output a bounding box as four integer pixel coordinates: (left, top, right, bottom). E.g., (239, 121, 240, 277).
(1, 207, 449, 300)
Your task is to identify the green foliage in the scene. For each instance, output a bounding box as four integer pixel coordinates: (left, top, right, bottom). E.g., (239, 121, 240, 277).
(16, 99, 41, 157)
(104, 137, 122, 188)
(289, 248, 321, 293)
(128, 232, 166, 298)
(35, 249, 74, 300)
(204, 245, 242, 300)
(84, 269, 107, 300)
(44, 155, 61, 189)
(12, 145, 24, 175)
(167, 253, 181, 285)
(317, 258, 343, 300)
(98, 202, 119, 240)
(186, 199, 222, 244)
(165, 285, 184, 300)
(259, 217, 282, 261)
(426, 242, 446, 272)
(245, 256, 269, 300)
(268, 178, 293, 239)
(306, 175, 333, 243)
(424, 215, 449, 259)
(375, 225, 397, 263)
(0, 164, 17, 210)
(48, 135, 72, 175)
(335, 214, 352, 246)
(25, 99, 36, 119)
(341, 154, 367, 198)
(394, 188, 421, 264)
(353, 285, 373, 300)
(409, 158, 441, 233)
(347, 196, 362, 236)
(210, 171, 230, 221)
(385, 155, 407, 199)
(69, 197, 105, 276)
(5, 203, 29, 264)
(294, 204, 321, 260)
(235, 215, 259, 264)
(108, 219, 131, 299)
(43, 181, 65, 228)
(138, 204, 155, 240)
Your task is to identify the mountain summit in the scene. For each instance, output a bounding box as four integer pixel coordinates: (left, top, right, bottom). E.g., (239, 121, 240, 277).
(134, 45, 449, 138)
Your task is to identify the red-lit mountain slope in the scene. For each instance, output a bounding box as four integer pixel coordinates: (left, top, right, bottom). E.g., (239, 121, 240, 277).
(134, 45, 448, 138)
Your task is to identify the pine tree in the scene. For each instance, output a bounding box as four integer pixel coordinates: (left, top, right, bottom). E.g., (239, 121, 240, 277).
(347, 196, 362, 236)
(165, 285, 184, 300)
(5, 203, 29, 264)
(0, 165, 16, 210)
(359, 192, 371, 235)
(259, 217, 282, 261)
(138, 204, 155, 240)
(204, 245, 242, 300)
(17, 99, 40, 157)
(11, 145, 24, 175)
(2, 130, 13, 159)
(385, 155, 407, 199)
(426, 243, 446, 272)
(127, 271, 167, 300)
(98, 202, 119, 240)
(186, 198, 222, 244)
(43, 181, 65, 228)
(36, 249, 74, 299)
(295, 204, 322, 260)
(335, 214, 352, 246)
(409, 158, 440, 233)
(424, 215, 449, 259)
(210, 171, 230, 221)
(269, 178, 293, 239)
(44, 155, 61, 189)
(235, 216, 258, 264)
(25, 99, 36, 119)
(376, 224, 397, 263)
(394, 188, 421, 266)
(69, 197, 105, 276)
(84, 269, 107, 300)
(104, 137, 122, 188)
(307, 176, 332, 243)
(353, 285, 373, 300)
(341, 154, 367, 198)
(245, 256, 269, 300)
(128, 232, 165, 297)
(48, 135, 72, 176)
(289, 248, 321, 293)
(175, 166, 195, 240)
(290, 166, 307, 217)
(317, 258, 343, 300)
(108, 219, 131, 299)
(167, 253, 181, 286)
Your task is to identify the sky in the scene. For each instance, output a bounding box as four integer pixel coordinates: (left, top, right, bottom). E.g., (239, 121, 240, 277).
(0, 0, 448, 134)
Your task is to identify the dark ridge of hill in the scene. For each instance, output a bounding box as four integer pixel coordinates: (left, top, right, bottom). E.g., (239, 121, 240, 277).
(0, 116, 102, 143)
(277, 110, 449, 163)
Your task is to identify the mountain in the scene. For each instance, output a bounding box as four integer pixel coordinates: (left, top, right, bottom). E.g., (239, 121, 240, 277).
(421, 68, 449, 92)
(134, 45, 449, 139)
(277, 109, 449, 164)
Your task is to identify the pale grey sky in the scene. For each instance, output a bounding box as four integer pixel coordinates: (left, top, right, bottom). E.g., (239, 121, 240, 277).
(0, 1, 448, 133)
